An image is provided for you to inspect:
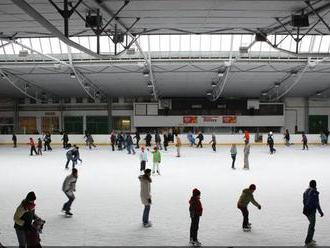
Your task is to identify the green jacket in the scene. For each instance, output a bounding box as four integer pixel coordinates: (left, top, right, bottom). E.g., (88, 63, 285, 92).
(237, 188, 260, 208)
(152, 150, 161, 163)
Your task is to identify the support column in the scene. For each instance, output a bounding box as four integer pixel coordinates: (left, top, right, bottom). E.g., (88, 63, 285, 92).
(304, 97, 310, 133)
(107, 97, 113, 132)
(14, 99, 19, 133)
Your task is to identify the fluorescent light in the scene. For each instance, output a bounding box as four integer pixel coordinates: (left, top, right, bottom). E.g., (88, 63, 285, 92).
(274, 82, 280, 88)
(211, 82, 217, 87)
(147, 81, 153, 88)
(143, 69, 150, 77)
(206, 92, 212, 96)
(70, 72, 76, 79)
(316, 91, 322, 96)
(261, 91, 268, 96)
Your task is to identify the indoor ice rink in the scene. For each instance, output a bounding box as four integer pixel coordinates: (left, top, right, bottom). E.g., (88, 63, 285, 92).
(1, 0, 330, 247)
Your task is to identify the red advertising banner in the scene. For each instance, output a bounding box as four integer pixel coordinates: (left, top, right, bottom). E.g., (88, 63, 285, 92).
(223, 116, 237, 124)
(202, 116, 219, 123)
(183, 116, 198, 124)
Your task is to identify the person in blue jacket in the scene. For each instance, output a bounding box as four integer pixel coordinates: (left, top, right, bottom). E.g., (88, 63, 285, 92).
(303, 180, 324, 246)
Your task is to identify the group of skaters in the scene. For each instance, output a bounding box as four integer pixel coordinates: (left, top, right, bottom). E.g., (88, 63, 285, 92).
(24, 132, 53, 156)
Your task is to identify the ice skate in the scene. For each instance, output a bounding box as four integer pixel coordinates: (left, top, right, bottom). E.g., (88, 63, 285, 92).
(143, 222, 152, 228)
(190, 240, 202, 247)
(243, 226, 251, 232)
(65, 211, 73, 217)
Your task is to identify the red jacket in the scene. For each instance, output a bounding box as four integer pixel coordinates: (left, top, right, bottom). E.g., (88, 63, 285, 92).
(29, 139, 35, 147)
(189, 196, 203, 217)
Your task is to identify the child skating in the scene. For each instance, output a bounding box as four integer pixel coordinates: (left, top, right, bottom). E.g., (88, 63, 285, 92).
(152, 146, 161, 175)
(230, 144, 237, 169)
(189, 188, 203, 247)
(139, 147, 148, 174)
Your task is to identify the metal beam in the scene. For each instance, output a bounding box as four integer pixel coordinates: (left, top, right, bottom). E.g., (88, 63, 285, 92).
(11, 0, 110, 59)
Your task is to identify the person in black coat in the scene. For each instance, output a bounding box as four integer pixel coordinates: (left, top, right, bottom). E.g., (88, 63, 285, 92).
(12, 133, 17, 148)
(110, 131, 116, 151)
(155, 131, 162, 150)
(134, 131, 141, 149)
(267, 132, 276, 154)
(117, 132, 124, 150)
(145, 132, 152, 147)
(163, 133, 169, 151)
(303, 180, 324, 246)
(62, 132, 69, 149)
(196, 132, 204, 148)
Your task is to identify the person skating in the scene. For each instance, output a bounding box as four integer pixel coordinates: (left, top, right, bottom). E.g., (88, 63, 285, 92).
(151, 146, 161, 175)
(37, 138, 42, 156)
(134, 131, 141, 149)
(267, 132, 276, 154)
(43, 132, 52, 151)
(243, 140, 251, 169)
(139, 146, 148, 173)
(25, 217, 45, 248)
(65, 146, 77, 169)
(155, 131, 162, 150)
(284, 129, 290, 146)
(86, 134, 96, 149)
(145, 132, 152, 147)
(237, 184, 261, 231)
(320, 132, 327, 145)
(14, 191, 44, 248)
(230, 144, 237, 169)
(28, 138, 37, 156)
(187, 131, 196, 147)
(12, 133, 17, 148)
(110, 131, 116, 151)
(189, 188, 203, 246)
(138, 169, 152, 227)
(302, 132, 309, 150)
(62, 168, 78, 216)
(62, 132, 69, 149)
(175, 134, 182, 157)
(126, 133, 136, 155)
(196, 132, 204, 148)
(244, 130, 250, 143)
(303, 180, 324, 247)
(163, 132, 169, 151)
(209, 133, 216, 152)
(72, 146, 82, 164)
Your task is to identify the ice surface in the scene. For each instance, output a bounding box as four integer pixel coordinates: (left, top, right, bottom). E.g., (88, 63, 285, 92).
(0, 144, 329, 246)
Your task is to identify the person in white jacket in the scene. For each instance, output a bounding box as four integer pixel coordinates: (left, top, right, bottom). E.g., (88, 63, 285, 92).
(138, 169, 152, 227)
(139, 146, 148, 173)
(62, 168, 78, 216)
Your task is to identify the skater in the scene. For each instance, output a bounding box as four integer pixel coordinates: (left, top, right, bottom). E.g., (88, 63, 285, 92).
(37, 138, 42, 156)
(302, 132, 309, 150)
(62, 131, 69, 149)
(110, 131, 116, 151)
(244, 130, 250, 143)
(175, 134, 182, 157)
(65, 146, 77, 169)
(267, 132, 276, 154)
(230, 144, 237, 169)
(28, 138, 37, 156)
(320, 132, 327, 145)
(237, 184, 261, 231)
(12, 133, 17, 148)
(86, 134, 96, 149)
(303, 180, 324, 247)
(187, 131, 196, 147)
(284, 129, 290, 146)
(62, 168, 78, 216)
(152, 146, 161, 175)
(138, 169, 152, 227)
(134, 130, 141, 149)
(139, 146, 148, 173)
(209, 133, 216, 152)
(126, 133, 136, 155)
(25, 217, 45, 248)
(196, 132, 204, 148)
(116, 132, 124, 150)
(145, 132, 152, 147)
(14, 191, 43, 248)
(155, 131, 162, 150)
(243, 140, 251, 169)
(72, 146, 82, 164)
(189, 188, 203, 247)
(325, 130, 329, 144)
(163, 132, 169, 151)
(43, 132, 52, 151)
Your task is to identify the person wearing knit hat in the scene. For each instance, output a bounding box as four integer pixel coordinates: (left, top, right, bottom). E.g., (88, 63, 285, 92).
(189, 188, 203, 246)
(237, 184, 261, 231)
(139, 169, 152, 227)
(14, 191, 42, 248)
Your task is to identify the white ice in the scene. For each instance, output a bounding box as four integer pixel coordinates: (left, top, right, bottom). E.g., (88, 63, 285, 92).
(0, 144, 329, 246)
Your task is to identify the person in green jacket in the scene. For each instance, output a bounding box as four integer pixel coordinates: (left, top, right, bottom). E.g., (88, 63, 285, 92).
(152, 146, 161, 175)
(237, 184, 261, 231)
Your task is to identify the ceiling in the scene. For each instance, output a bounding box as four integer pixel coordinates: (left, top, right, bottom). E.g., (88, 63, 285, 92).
(1, 0, 330, 38)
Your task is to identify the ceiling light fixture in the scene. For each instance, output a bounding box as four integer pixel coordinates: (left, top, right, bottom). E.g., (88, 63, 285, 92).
(274, 82, 281, 88)
(143, 69, 150, 77)
(211, 81, 217, 87)
(206, 92, 212, 96)
(70, 72, 76, 79)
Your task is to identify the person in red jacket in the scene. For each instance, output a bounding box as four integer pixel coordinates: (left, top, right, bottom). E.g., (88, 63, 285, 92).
(189, 188, 203, 246)
(244, 130, 250, 143)
(28, 138, 37, 156)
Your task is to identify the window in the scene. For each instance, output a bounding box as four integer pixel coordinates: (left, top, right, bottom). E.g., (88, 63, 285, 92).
(86, 116, 108, 134)
(113, 116, 131, 131)
(64, 97, 71, 104)
(64, 116, 83, 134)
(76, 97, 83, 103)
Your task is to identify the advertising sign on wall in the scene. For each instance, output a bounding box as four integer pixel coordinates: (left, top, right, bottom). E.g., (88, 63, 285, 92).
(223, 116, 237, 124)
(183, 116, 198, 124)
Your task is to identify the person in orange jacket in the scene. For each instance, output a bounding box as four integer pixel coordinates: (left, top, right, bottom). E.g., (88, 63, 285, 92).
(28, 138, 37, 156)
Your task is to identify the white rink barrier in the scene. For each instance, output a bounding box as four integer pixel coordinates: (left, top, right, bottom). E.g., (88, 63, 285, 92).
(262, 134, 322, 144)
(0, 134, 255, 145)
